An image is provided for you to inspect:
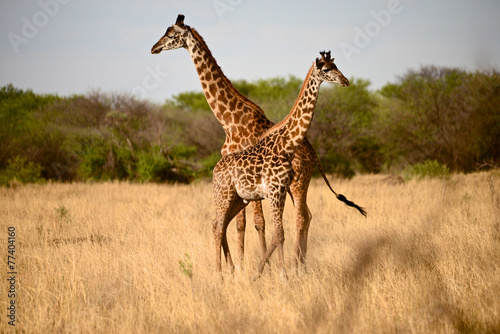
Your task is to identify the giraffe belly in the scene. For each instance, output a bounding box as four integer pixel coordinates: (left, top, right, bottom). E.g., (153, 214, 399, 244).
(234, 177, 267, 201)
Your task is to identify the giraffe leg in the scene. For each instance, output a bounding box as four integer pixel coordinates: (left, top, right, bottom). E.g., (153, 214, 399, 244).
(235, 208, 246, 270)
(221, 220, 234, 272)
(213, 215, 236, 273)
(252, 200, 267, 259)
(256, 194, 286, 278)
(293, 194, 312, 269)
(213, 189, 248, 273)
(212, 216, 234, 273)
(212, 218, 223, 273)
(256, 236, 278, 276)
(290, 151, 313, 270)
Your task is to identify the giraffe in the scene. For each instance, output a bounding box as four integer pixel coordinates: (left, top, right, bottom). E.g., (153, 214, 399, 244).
(151, 15, 366, 269)
(211, 51, 364, 276)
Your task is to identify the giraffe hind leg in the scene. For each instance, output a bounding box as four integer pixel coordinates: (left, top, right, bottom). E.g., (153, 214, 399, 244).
(235, 201, 268, 271)
(212, 218, 224, 273)
(221, 221, 234, 271)
(289, 159, 313, 270)
(235, 208, 246, 270)
(293, 195, 311, 269)
(213, 193, 248, 273)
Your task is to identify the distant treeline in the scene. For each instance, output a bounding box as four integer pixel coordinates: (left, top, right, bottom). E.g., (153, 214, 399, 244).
(1, 66, 499, 186)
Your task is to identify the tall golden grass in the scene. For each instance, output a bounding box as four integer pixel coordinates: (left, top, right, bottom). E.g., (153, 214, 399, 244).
(1, 172, 499, 333)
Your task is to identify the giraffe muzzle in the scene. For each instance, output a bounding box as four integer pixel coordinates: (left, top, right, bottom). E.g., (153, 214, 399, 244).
(151, 43, 163, 54)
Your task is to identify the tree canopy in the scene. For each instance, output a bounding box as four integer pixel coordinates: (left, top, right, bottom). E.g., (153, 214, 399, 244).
(1, 66, 499, 185)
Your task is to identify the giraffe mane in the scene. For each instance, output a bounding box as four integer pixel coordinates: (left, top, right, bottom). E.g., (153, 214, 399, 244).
(189, 27, 268, 118)
(259, 64, 315, 138)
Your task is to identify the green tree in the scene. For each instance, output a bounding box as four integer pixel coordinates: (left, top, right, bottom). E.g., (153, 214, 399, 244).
(233, 75, 303, 122)
(169, 91, 211, 112)
(378, 66, 500, 172)
(0, 84, 61, 178)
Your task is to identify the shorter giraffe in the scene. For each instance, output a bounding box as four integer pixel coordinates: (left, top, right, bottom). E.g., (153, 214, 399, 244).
(212, 51, 364, 276)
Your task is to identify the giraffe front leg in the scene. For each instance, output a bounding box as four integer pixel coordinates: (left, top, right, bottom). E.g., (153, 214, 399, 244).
(212, 218, 223, 273)
(235, 208, 246, 271)
(274, 221, 286, 279)
(256, 239, 278, 277)
(255, 217, 285, 278)
(252, 200, 267, 259)
(255, 195, 286, 278)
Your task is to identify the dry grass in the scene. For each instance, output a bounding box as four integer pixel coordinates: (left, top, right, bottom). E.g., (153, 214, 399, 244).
(1, 172, 500, 333)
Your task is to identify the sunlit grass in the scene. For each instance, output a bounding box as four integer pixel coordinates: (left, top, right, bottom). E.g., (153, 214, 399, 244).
(1, 172, 499, 333)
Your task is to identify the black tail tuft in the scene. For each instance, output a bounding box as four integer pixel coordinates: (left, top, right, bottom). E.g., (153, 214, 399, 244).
(336, 194, 367, 217)
(310, 143, 367, 217)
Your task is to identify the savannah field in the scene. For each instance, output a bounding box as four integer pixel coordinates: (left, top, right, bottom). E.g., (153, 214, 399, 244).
(1, 172, 500, 333)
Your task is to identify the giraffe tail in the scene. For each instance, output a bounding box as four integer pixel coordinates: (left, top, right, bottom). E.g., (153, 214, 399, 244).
(313, 150, 367, 217)
(334, 193, 367, 217)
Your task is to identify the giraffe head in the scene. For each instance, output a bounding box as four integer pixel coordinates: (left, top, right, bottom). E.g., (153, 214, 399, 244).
(314, 51, 350, 87)
(151, 14, 190, 54)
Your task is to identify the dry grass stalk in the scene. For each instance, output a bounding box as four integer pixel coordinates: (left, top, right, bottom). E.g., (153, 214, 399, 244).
(1, 172, 499, 333)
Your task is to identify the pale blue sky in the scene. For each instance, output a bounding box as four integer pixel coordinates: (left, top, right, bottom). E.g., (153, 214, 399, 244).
(1, 0, 499, 102)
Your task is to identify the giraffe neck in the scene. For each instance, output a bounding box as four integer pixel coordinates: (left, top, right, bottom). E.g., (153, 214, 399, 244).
(185, 28, 267, 133)
(274, 64, 321, 156)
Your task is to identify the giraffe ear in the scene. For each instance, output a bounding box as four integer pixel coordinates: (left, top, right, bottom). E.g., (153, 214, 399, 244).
(316, 58, 325, 69)
(175, 14, 185, 27)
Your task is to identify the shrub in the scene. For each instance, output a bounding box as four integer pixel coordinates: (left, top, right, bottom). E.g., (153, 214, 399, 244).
(136, 148, 194, 184)
(169, 91, 211, 112)
(136, 149, 172, 183)
(196, 151, 222, 179)
(0, 156, 44, 187)
(76, 137, 110, 181)
(320, 152, 355, 179)
(402, 160, 451, 181)
(169, 144, 198, 160)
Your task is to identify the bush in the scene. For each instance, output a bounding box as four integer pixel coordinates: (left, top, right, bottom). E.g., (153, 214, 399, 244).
(378, 66, 500, 172)
(232, 76, 303, 123)
(309, 78, 379, 177)
(0, 84, 58, 168)
(136, 150, 171, 183)
(196, 151, 222, 179)
(136, 149, 194, 184)
(169, 144, 198, 159)
(0, 156, 44, 187)
(320, 152, 355, 179)
(168, 91, 211, 112)
(74, 136, 110, 181)
(402, 160, 451, 181)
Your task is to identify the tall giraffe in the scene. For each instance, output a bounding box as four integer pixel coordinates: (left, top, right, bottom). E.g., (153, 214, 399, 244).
(211, 51, 364, 276)
(151, 15, 365, 268)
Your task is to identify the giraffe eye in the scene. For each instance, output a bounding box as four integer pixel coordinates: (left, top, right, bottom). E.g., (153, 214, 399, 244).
(166, 27, 176, 38)
(323, 68, 331, 73)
